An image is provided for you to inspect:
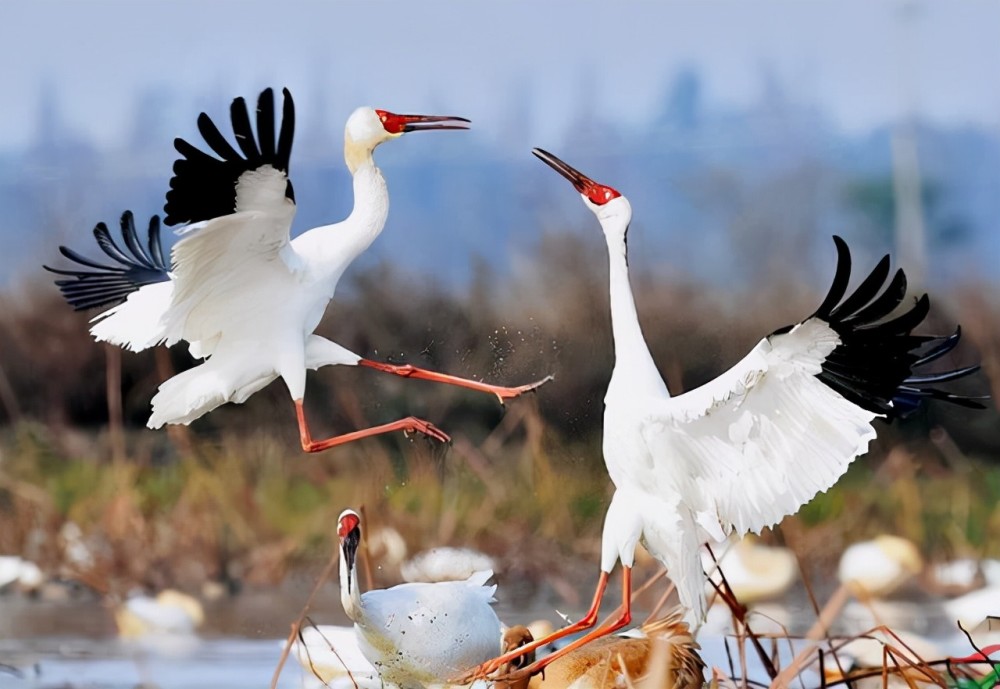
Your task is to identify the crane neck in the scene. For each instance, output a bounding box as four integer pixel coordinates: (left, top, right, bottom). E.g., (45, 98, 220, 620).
(604, 227, 667, 395)
(346, 160, 389, 239)
(344, 136, 375, 176)
(297, 160, 389, 280)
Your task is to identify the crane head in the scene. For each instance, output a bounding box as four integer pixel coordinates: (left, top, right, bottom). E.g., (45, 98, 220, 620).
(346, 107, 468, 146)
(532, 148, 631, 241)
(532, 148, 622, 207)
(337, 509, 362, 585)
(344, 107, 470, 172)
(337, 509, 361, 539)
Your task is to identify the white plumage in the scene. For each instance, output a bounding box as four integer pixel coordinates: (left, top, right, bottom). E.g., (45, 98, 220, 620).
(838, 535, 923, 598)
(337, 510, 502, 689)
(114, 589, 204, 638)
(468, 148, 982, 681)
(288, 624, 375, 684)
(943, 585, 1000, 630)
(702, 537, 798, 604)
(401, 547, 497, 584)
(47, 89, 546, 450)
(0, 556, 44, 593)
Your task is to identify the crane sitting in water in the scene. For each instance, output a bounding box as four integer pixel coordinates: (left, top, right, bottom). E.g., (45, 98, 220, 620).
(464, 148, 985, 682)
(45, 89, 549, 451)
(337, 509, 503, 688)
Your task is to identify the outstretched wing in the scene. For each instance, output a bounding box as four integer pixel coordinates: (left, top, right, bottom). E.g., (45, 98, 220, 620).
(43, 211, 169, 311)
(642, 236, 984, 538)
(158, 89, 299, 346)
(164, 87, 295, 226)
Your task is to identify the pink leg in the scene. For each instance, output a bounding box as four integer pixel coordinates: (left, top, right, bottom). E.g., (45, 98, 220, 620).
(456, 570, 611, 682)
(295, 400, 449, 453)
(513, 567, 633, 679)
(358, 359, 553, 404)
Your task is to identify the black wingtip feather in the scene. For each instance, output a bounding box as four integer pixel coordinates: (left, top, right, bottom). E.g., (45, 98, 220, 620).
(256, 89, 276, 161)
(842, 268, 907, 326)
(164, 88, 295, 227)
(912, 329, 962, 367)
(812, 235, 852, 320)
(277, 88, 295, 172)
(43, 212, 170, 312)
(778, 236, 987, 418)
(828, 254, 890, 321)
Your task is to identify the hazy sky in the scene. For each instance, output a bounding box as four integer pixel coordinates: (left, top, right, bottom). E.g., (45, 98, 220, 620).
(2, 1, 999, 151)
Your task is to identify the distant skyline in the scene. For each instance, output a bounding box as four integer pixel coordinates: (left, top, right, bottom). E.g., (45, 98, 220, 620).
(3, 1, 999, 292)
(1, 1, 999, 153)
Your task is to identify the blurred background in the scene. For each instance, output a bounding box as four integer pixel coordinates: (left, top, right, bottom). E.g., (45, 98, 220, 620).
(0, 0, 998, 674)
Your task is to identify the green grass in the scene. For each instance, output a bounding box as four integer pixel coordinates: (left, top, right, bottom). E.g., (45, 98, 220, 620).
(1, 412, 998, 594)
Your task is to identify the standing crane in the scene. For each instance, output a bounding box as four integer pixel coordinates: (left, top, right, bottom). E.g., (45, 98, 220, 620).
(464, 148, 984, 681)
(45, 89, 549, 451)
(337, 509, 503, 687)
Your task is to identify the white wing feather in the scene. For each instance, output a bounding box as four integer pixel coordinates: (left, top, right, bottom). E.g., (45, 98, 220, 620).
(356, 575, 501, 685)
(160, 201, 296, 347)
(89, 280, 173, 352)
(640, 318, 878, 538)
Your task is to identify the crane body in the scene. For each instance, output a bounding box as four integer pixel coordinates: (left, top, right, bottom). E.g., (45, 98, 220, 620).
(465, 148, 985, 683)
(46, 89, 549, 450)
(337, 509, 502, 688)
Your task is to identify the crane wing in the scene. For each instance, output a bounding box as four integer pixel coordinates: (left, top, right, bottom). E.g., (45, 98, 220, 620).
(164, 88, 295, 226)
(159, 209, 297, 347)
(640, 236, 983, 538)
(158, 89, 299, 348)
(357, 577, 501, 680)
(43, 211, 169, 311)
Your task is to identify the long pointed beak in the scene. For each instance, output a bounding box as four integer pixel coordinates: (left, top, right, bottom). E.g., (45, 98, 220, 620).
(532, 148, 594, 194)
(399, 114, 471, 132)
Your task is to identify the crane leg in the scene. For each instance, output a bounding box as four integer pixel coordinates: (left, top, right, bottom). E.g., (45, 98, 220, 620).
(457, 570, 611, 682)
(507, 567, 633, 681)
(357, 359, 553, 404)
(294, 400, 449, 452)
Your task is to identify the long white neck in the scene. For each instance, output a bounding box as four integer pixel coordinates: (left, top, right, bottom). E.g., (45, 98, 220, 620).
(602, 217, 669, 398)
(297, 159, 389, 283)
(339, 545, 364, 623)
(344, 161, 390, 254)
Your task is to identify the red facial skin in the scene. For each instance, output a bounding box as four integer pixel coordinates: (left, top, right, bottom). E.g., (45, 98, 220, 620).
(374, 110, 470, 134)
(531, 148, 622, 206)
(338, 512, 360, 539)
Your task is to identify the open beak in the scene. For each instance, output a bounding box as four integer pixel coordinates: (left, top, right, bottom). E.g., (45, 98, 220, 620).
(398, 114, 471, 132)
(376, 110, 470, 135)
(532, 148, 594, 194)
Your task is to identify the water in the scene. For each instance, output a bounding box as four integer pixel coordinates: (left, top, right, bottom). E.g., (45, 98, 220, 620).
(0, 592, 992, 688)
(3, 631, 984, 689)
(1, 637, 298, 689)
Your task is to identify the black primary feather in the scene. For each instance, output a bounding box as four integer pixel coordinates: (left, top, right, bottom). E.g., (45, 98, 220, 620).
(164, 87, 295, 227)
(43, 212, 170, 311)
(770, 236, 986, 417)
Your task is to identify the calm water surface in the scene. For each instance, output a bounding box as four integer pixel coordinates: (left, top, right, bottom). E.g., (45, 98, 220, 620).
(0, 584, 984, 689)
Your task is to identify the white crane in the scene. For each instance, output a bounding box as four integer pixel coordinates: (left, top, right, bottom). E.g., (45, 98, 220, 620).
(466, 148, 984, 681)
(114, 589, 204, 638)
(337, 509, 502, 688)
(45, 89, 548, 451)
